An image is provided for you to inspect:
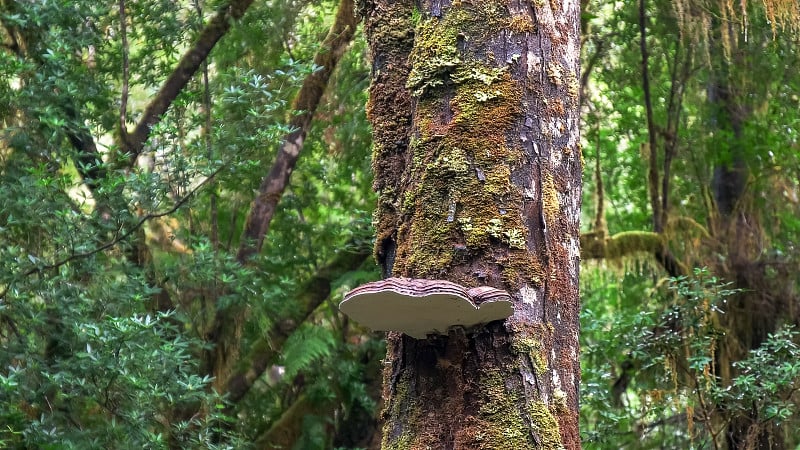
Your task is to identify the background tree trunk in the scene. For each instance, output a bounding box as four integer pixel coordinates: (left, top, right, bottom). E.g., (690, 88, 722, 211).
(366, 1, 582, 448)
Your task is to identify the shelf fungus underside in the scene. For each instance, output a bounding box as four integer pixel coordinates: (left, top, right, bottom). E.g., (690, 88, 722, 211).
(339, 277, 514, 339)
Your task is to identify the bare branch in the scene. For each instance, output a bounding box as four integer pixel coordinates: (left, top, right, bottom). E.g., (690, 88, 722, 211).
(235, 0, 358, 264)
(639, 0, 662, 232)
(225, 247, 370, 404)
(205, 0, 359, 391)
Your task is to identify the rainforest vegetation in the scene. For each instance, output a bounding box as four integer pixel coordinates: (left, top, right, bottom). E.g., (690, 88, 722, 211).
(1, 0, 799, 448)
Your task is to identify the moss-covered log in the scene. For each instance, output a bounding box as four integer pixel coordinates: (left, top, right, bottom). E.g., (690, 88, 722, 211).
(365, 0, 581, 448)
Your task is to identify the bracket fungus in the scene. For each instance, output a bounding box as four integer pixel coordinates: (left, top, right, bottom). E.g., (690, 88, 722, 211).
(339, 277, 514, 339)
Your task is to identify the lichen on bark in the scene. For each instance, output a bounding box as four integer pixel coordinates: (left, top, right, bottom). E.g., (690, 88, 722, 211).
(394, 10, 545, 289)
(367, 0, 582, 448)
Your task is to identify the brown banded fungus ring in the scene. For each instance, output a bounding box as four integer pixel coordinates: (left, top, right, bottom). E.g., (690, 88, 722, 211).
(339, 277, 514, 339)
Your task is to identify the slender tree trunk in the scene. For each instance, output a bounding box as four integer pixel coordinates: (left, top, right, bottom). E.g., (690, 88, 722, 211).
(206, 0, 358, 391)
(706, 18, 785, 449)
(366, 1, 581, 448)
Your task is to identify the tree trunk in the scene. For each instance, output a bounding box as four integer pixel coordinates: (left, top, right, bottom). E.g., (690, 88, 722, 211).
(365, 1, 582, 448)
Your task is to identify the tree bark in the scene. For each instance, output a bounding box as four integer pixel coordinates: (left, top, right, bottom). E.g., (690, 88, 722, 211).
(366, 1, 582, 448)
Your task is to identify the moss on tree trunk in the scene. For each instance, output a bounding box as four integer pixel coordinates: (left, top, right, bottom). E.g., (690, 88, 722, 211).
(365, 0, 582, 448)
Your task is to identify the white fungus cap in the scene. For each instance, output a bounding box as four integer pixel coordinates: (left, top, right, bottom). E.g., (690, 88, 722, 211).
(339, 277, 514, 339)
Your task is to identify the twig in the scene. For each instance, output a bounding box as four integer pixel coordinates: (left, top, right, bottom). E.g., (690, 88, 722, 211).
(119, 0, 129, 137)
(0, 165, 226, 301)
(639, 0, 661, 232)
(123, 0, 257, 162)
(193, 0, 218, 249)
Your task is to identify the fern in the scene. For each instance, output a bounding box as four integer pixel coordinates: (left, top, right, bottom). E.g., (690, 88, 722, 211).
(279, 323, 336, 381)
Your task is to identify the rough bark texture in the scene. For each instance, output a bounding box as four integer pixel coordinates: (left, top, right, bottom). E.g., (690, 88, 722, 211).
(366, 1, 581, 448)
(365, 0, 416, 278)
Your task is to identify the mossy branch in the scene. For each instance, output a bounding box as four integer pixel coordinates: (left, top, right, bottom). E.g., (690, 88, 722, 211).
(581, 230, 688, 276)
(582, 230, 663, 259)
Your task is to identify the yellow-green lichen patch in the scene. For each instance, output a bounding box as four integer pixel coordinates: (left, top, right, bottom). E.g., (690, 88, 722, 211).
(542, 171, 561, 226)
(500, 250, 545, 290)
(406, 16, 462, 96)
(458, 369, 532, 449)
(511, 336, 548, 375)
(450, 74, 522, 134)
(551, 388, 568, 413)
(484, 165, 512, 196)
(381, 369, 421, 449)
(406, 2, 509, 97)
(546, 62, 564, 87)
(427, 145, 470, 178)
(526, 401, 563, 449)
(565, 69, 580, 105)
(508, 14, 535, 33)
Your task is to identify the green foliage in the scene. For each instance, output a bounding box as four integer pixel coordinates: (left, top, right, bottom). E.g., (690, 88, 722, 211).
(581, 0, 800, 445)
(581, 268, 800, 448)
(714, 328, 800, 426)
(1, 0, 375, 447)
(4, 0, 798, 446)
(0, 261, 242, 448)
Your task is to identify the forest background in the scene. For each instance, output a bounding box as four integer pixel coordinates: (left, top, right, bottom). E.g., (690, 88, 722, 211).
(1, 0, 799, 448)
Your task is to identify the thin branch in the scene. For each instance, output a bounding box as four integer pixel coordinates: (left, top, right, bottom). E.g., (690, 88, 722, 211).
(580, 33, 615, 101)
(119, 0, 129, 137)
(204, 0, 359, 390)
(593, 119, 606, 233)
(639, 0, 661, 232)
(0, 165, 226, 302)
(224, 247, 370, 404)
(122, 0, 257, 164)
(192, 0, 218, 249)
(235, 0, 358, 264)
(661, 43, 692, 229)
